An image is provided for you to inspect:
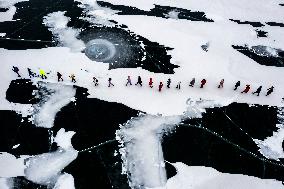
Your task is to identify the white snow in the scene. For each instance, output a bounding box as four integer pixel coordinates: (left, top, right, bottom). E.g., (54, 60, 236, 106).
(43, 11, 85, 52)
(149, 162, 284, 189)
(33, 82, 76, 128)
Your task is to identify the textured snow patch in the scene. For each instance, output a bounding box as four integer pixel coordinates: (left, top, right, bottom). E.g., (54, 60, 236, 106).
(53, 173, 75, 189)
(43, 11, 85, 52)
(254, 124, 284, 161)
(249, 46, 280, 58)
(54, 128, 76, 149)
(0, 152, 27, 177)
(254, 108, 284, 161)
(33, 82, 76, 128)
(0, 178, 13, 189)
(0, 0, 28, 22)
(0, 6, 16, 22)
(117, 114, 182, 188)
(149, 162, 284, 189)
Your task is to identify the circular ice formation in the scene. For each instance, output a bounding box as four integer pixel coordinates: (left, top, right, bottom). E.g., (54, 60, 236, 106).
(85, 39, 116, 62)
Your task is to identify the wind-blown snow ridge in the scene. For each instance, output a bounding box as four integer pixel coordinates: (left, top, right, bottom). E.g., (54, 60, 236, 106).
(33, 82, 76, 128)
(117, 114, 182, 188)
(0, 0, 28, 22)
(43, 11, 85, 52)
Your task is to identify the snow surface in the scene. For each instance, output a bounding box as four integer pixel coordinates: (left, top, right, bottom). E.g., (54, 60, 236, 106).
(149, 162, 284, 189)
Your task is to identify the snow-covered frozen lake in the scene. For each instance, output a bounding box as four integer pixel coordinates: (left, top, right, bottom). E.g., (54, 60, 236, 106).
(1, 0, 284, 188)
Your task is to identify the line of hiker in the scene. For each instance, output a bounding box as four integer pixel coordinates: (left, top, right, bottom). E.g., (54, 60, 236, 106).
(12, 66, 275, 97)
(121, 76, 274, 97)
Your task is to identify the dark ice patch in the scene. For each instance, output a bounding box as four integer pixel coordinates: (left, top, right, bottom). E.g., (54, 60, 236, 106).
(6, 79, 38, 104)
(256, 29, 268, 38)
(0, 7, 9, 12)
(266, 22, 284, 27)
(13, 177, 47, 189)
(233, 45, 284, 67)
(0, 111, 50, 155)
(229, 19, 264, 27)
(97, 1, 214, 22)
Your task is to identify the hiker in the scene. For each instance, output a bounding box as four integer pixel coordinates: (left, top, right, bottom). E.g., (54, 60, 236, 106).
(12, 66, 21, 77)
(176, 81, 181, 90)
(149, 78, 153, 88)
(266, 86, 274, 96)
(252, 86, 262, 96)
(108, 78, 114, 87)
(93, 77, 99, 86)
(158, 82, 163, 92)
(218, 79, 224, 88)
(241, 85, 250, 93)
(167, 78, 171, 88)
(234, 81, 241, 90)
(69, 74, 76, 83)
(135, 76, 142, 86)
(189, 78, 195, 87)
(126, 76, 132, 86)
(57, 72, 63, 82)
(39, 69, 47, 79)
(27, 68, 35, 78)
(200, 79, 206, 88)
